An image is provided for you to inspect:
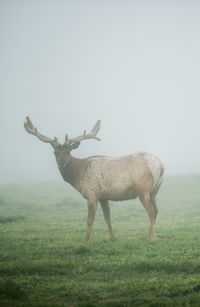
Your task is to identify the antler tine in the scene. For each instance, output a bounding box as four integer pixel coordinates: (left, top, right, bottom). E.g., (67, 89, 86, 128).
(69, 120, 101, 144)
(65, 134, 70, 145)
(24, 116, 59, 148)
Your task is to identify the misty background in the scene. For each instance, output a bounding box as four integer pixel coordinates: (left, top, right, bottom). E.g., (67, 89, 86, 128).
(1, 0, 200, 183)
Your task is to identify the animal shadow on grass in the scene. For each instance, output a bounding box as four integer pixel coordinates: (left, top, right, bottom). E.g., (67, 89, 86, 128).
(0, 215, 25, 224)
(169, 284, 200, 298)
(0, 280, 28, 301)
(134, 261, 200, 274)
(0, 263, 75, 277)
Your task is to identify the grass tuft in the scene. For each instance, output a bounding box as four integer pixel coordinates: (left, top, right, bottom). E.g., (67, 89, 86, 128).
(74, 246, 91, 255)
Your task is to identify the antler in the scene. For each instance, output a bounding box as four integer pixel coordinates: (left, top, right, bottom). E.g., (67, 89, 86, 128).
(24, 116, 59, 148)
(66, 120, 101, 144)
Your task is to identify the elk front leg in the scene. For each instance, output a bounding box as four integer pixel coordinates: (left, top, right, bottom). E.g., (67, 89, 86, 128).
(85, 201, 97, 242)
(139, 193, 156, 241)
(100, 200, 116, 241)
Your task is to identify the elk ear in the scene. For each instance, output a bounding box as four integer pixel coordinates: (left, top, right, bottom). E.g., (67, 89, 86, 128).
(70, 142, 80, 150)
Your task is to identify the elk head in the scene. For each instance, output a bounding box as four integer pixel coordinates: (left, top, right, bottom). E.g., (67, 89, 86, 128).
(24, 116, 101, 168)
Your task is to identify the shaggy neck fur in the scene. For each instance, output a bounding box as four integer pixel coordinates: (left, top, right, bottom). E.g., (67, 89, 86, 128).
(56, 154, 86, 187)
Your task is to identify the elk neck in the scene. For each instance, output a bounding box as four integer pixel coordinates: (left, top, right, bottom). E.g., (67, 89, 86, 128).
(55, 153, 86, 187)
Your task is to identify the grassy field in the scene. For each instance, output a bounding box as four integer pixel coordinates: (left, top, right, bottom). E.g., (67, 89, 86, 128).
(0, 176, 200, 306)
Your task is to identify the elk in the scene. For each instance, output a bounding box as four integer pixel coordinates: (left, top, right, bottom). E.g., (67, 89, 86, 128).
(24, 117, 164, 242)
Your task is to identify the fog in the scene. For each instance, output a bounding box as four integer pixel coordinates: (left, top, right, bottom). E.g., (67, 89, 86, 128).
(1, 0, 200, 183)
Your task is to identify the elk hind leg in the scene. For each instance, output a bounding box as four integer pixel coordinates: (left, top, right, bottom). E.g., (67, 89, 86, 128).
(100, 200, 116, 241)
(150, 181, 162, 223)
(139, 193, 156, 241)
(150, 192, 158, 223)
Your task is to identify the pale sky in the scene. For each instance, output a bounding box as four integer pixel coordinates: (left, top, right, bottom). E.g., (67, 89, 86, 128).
(1, 0, 200, 183)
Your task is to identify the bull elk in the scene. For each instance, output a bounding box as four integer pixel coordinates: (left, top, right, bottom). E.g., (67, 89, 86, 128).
(24, 117, 164, 242)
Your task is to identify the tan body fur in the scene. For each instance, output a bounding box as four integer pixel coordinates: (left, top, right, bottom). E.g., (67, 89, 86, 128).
(55, 150, 164, 241)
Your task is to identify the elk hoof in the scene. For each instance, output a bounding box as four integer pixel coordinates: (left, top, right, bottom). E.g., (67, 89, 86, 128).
(110, 236, 117, 241)
(148, 235, 157, 241)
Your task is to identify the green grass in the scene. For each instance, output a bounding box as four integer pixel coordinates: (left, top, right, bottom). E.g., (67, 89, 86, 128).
(0, 176, 200, 306)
